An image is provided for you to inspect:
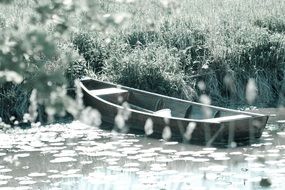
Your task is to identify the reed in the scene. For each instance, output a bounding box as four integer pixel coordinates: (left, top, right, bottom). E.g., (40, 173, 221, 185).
(1, 0, 285, 123)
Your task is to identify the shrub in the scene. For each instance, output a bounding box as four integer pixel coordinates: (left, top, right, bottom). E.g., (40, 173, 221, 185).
(0, 27, 86, 124)
(59, 43, 88, 86)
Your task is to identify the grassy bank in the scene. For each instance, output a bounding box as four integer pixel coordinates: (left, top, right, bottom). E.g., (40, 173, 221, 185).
(1, 0, 285, 124)
(73, 0, 285, 107)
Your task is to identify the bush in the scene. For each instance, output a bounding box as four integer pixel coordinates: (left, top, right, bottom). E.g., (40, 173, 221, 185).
(0, 27, 86, 124)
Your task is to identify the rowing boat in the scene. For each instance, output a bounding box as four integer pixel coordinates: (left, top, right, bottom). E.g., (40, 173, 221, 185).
(80, 78, 268, 146)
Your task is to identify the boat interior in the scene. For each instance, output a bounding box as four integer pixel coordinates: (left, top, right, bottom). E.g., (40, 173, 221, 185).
(82, 79, 258, 121)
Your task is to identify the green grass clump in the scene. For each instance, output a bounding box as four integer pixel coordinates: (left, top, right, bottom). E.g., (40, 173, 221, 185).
(126, 30, 159, 48)
(0, 83, 29, 124)
(254, 16, 285, 33)
(72, 32, 108, 73)
(159, 20, 210, 76)
(206, 26, 285, 106)
(103, 45, 197, 100)
(160, 20, 208, 50)
(227, 28, 285, 71)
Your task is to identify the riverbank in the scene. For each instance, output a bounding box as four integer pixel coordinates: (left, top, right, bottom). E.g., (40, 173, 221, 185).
(1, 0, 285, 124)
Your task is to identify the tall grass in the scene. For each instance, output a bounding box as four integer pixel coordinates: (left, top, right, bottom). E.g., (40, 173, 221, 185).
(73, 0, 285, 107)
(1, 0, 285, 123)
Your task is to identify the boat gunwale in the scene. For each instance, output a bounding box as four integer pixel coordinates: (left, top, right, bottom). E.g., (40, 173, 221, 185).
(80, 78, 268, 124)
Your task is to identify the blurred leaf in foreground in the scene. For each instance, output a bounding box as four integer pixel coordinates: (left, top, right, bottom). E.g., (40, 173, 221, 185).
(0, 0, 14, 4)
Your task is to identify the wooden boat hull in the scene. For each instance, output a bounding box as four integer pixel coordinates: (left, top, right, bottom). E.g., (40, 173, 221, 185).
(80, 78, 269, 146)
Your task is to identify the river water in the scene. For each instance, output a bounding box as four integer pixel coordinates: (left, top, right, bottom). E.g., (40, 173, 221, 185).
(0, 121, 284, 190)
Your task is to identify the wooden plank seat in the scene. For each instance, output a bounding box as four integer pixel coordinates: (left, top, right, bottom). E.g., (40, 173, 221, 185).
(154, 109, 172, 117)
(129, 104, 154, 113)
(201, 114, 251, 123)
(89, 88, 128, 96)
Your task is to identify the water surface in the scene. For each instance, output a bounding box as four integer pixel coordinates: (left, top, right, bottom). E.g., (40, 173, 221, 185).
(0, 121, 285, 190)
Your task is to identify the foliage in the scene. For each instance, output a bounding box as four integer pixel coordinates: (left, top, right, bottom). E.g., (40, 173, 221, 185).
(103, 45, 197, 100)
(126, 30, 159, 48)
(0, 83, 29, 123)
(0, 0, 13, 4)
(0, 0, 83, 124)
(254, 16, 285, 33)
(1, 0, 285, 125)
(204, 25, 285, 106)
(72, 32, 108, 73)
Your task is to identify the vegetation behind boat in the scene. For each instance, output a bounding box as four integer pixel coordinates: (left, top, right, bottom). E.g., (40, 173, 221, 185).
(1, 0, 285, 125)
